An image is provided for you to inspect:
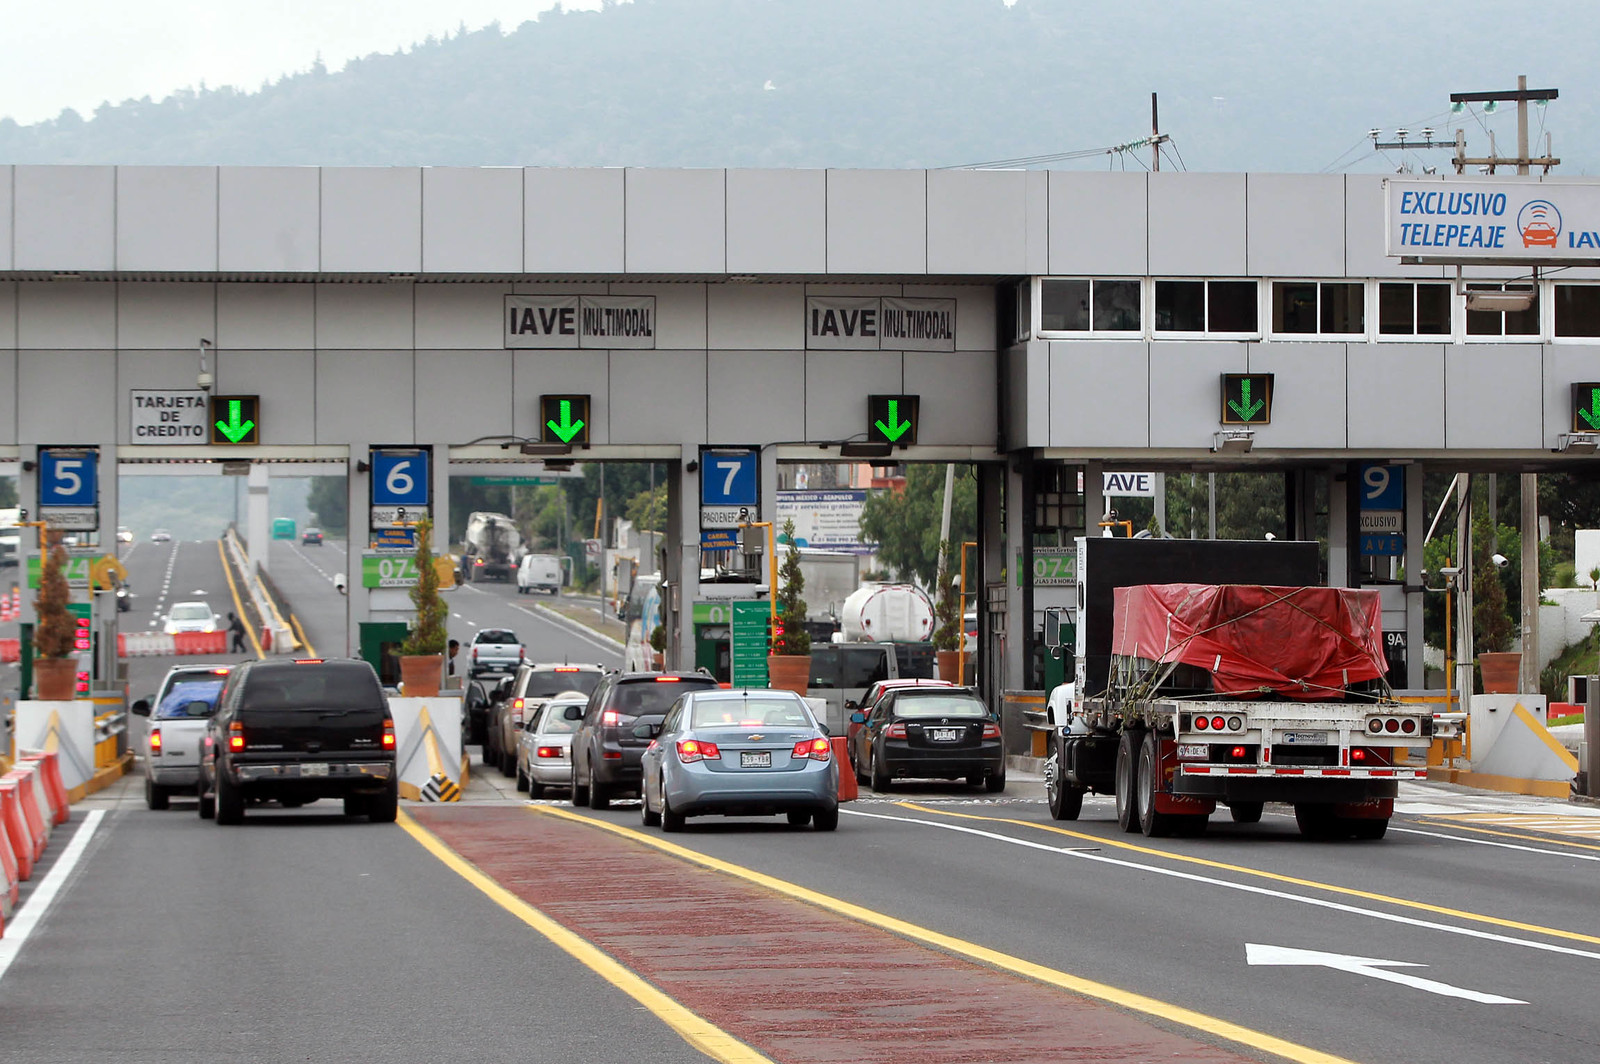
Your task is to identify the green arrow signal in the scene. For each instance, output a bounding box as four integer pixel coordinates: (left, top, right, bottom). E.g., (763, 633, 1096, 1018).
(546, 399, 585, 443)
(1228, 379, 1265, 422)
(874, 399, 911, 442)
(1580, 387, 1600, 430)
(215, 399, 255, 443)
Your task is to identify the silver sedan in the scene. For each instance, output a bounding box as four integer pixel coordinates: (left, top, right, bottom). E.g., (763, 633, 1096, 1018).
(516, 695, 587, 798)
(639, 689, 839, 832)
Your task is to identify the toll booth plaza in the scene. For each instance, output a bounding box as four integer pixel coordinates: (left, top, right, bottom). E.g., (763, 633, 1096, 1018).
(0, 165, 1596, 741)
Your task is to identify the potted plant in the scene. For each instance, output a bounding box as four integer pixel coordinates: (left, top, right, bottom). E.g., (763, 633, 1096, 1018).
(399, 516, 449, 697)
(649, 623, 666, 670)
(767, 519, 812, 695)
(32, 530, 79, 700)
(932, 552, 962, 683)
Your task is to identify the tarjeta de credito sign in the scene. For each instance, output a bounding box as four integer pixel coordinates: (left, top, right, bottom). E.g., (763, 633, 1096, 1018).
(1385, 179, 1600, 260)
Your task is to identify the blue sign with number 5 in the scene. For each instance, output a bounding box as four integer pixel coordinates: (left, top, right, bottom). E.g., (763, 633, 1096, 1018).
(39, 447, 98, 506)
(370, 449, 431, 507)
(700, 448, 759, 508)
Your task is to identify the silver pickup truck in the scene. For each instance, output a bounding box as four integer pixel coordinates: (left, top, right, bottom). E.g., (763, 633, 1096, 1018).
(467, 627, 525, 678)
(131, 663, 232, 810)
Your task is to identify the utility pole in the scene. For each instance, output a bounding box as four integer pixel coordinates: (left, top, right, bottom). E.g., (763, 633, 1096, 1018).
(1449, 76, 1559, 174)
(1150, 93, 1165, 172)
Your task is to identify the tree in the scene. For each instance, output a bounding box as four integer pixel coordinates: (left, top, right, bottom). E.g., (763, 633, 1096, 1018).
(932, 544, 961, 652)
(401, 516, 448, 655)
(625, 483, 668, 532)
(857, 465, 977, 586)
(0, 477, 16, 508)
(772, 518, 810, 656)
(32, 531, 76, 658)
(305, 476, 348, 536)
(1472, 561, 1514, 657)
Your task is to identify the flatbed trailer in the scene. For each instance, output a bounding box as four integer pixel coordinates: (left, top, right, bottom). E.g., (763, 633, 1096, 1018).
(1042, 538, 1429, 840)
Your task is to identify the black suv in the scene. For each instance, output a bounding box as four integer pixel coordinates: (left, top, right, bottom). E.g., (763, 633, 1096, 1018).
(570, 672, 718, 809)
(198, 658, 398, 824)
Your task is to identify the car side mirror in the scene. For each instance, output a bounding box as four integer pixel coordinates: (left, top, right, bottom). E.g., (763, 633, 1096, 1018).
(849, 711, 866, 725)
(843, 699, 859, 711)
(130, 698, 151, 717)
(632, 721, 660, 739)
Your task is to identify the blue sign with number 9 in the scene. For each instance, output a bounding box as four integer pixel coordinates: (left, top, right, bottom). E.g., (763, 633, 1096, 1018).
(39, 448, 98, 506)
(370, 449, 430, 506)
(1358, 463, 1404, 511)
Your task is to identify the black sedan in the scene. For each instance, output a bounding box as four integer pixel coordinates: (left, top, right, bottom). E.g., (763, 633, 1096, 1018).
(302, 528, 324, 545)
(851, 688, 1005, 793)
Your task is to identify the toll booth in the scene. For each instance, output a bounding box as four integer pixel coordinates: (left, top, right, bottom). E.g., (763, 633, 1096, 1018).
(359, 621, 409, 689)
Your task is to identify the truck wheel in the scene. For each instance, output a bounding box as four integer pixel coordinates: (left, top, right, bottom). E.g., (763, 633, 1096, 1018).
(1229, 801, 1264, 824)
(1347, 817, 1389, 840)
(145, 777, 170, 811)
(1045, 742, 1084, 821)
(1114, 729, 1142, 833)
(1295, 803, 1338, 840)
(1136, 731, 1178, 838)
(215, 770, 245, 825)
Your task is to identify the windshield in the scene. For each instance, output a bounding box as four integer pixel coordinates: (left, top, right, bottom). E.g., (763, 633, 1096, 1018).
(609, 678, 714, 718)
(892, 694, 989, 720)
(536, 702, 585, 734)
(169, 603, 212, 620)
(478, 630, 519, 644)
(240, 663, 385, 713)
(690, 697, 813, 729)
(522, 670, 602, 699)
(155, 680, 225, 720)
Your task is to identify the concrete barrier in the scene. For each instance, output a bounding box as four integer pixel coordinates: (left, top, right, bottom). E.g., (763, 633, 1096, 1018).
(0, 811, 19, 918)
(0, 638, 18, 663)
(391, 697, 464, 802)
(0, 781, 37, 881)
(2, 768, 51, 850)
(17, 752, 70, 827)
(13, 704, 97, 795)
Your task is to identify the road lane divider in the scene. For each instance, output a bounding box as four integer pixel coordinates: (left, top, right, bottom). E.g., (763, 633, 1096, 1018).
(534, 805, 1358, 1064)
(908, 796, 1600, 953)
(0, 811, 103, 975)
(396, 810, 775, 1064)
(216, 540, 264, 659)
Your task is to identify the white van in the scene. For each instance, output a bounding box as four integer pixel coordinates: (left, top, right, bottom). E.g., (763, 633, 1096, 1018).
(516, 553, 563, 596)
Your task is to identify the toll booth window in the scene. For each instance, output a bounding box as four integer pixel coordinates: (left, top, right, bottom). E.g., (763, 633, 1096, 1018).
(1271, 281, 1364, 336)
(1465, 283, 1539, 337)
(1555, 285, 1600, 338)
(1156, 280, 1259, 335)
(1039, 279, 1141, 334)
(1378, 282, 1451, 337)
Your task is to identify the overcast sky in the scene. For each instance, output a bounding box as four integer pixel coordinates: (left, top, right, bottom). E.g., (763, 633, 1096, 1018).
(0, 1, 601, 125)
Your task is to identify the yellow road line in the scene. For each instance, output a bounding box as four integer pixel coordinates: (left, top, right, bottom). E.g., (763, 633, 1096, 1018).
(898, 802, 1600, 948)
(289, 612, 315, 658)
(216, 540, 264, 659)
(397, 810, 772, 1064)
(1416, 817, 1600, 852)
(535, 805, 1355, 1064)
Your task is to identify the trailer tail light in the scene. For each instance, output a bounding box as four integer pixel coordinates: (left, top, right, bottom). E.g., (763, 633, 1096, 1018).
(676, 739, 720, 763)
(1368, 718, 1384, 734)
(1194, 716, 1210, 730)
(1351, 747, 1367, 762)
(1401, 718, 1417, 734)
(1210, 716, 1227, 731)
(382, 719, 396, 750)
(149, 728, 163, 754)
(1227, 717, 1243, 731)
(1385, 718, 1400, 733)
(981, 722, 1001, 739)
(228, 721, 245, 752)
(885, 722, 907, 739)
(791, 738, 831, 761)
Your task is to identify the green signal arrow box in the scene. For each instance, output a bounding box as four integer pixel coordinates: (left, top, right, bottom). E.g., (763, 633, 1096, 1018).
(1220, 373, 1273, 425)
(867, 394, 919, 446)
(540, 394, 590, 446)
(1572, 382, 1600, 433)
(209, 394, 260, 444)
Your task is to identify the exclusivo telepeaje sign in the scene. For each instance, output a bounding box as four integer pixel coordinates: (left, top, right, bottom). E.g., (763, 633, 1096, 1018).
(1385, 179, 1600, 261)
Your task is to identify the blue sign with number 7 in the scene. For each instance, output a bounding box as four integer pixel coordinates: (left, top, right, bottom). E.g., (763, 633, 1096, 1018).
(700, 448, 759, 508)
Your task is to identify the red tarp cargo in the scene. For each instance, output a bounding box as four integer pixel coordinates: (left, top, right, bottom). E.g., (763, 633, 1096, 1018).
(1111, 584, 1386, 700)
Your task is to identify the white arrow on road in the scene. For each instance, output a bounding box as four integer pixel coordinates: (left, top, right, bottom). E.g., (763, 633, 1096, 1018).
(1246, 943, 1525, 1004)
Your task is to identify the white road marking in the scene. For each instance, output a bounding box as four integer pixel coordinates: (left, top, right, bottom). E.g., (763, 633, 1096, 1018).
(1391, 825, 1600, 862)
(0, 810, 106, 982)
(842, 807, 1600, 962)
(1245, 943, 1525, 1004)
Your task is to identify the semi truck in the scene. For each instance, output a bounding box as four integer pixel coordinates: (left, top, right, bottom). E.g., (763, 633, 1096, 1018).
(460, 511, 524, 583)
(1042, 537, 1428, 840)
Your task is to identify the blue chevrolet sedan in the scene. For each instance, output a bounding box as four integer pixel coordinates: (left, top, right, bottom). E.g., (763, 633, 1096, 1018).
(639, 689, 839, 832)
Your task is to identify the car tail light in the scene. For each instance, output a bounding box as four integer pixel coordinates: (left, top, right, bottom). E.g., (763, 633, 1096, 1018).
(228, 721, 245, 752)
(555, 666, 579, 673)
(294, 659, 323, 664)
(602, 710, 621, 726)
(885, 722, 907, 739)
(211, 668, 230, 675)
(473, 647, 480, 661)
(382, 718, 396, 750)
(981, 722, 1001, 739)
(512, 697, 525, 725)
(1195, 716, 1210, 730)
(676, 739, 720, 763)
(655, 676, 681, 683)
(149, 728, 162, 754)
(519, 647, 526, 661)
(537, 746, 562, 759)
(791, 738, 831, 761)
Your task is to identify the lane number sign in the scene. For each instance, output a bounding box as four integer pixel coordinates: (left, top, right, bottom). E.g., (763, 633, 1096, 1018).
(38, 446, 100, 530)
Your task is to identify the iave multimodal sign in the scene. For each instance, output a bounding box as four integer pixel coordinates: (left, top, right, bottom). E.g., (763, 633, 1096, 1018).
(1385, 179, 1600, 260)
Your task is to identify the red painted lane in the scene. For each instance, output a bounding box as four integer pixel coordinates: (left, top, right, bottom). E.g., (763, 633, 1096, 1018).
(410, 807, 1260, 1064)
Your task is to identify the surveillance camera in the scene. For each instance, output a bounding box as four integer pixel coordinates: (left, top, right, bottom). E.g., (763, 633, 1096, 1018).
(197, 371, 214, 392)
(334, 572, 348, 595)
(1491, 553, 1509, 568)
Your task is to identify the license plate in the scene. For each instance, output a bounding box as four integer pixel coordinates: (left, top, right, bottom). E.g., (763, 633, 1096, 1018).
(1177, 744, 1208, 759)
(740, 751, 772, 769)
(928, 728, 962, 742)
(1281, 731, 1328, 745)
(299, 762, 330, 777)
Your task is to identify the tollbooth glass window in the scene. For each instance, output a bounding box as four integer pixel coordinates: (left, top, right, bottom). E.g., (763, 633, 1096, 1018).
(1039, 279, 1141, 333)
(1271, 282, 1364, 335)
(1554, 285, 1600, 338)
(1377, 282, 1450, 337)
(1465, 283, 1539, 337)
(1155, 280, 1258, 334)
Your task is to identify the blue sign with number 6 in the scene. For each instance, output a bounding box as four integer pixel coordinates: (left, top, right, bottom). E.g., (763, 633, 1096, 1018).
(39, 447, 98, 506)
(370, 449, 430, 507)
